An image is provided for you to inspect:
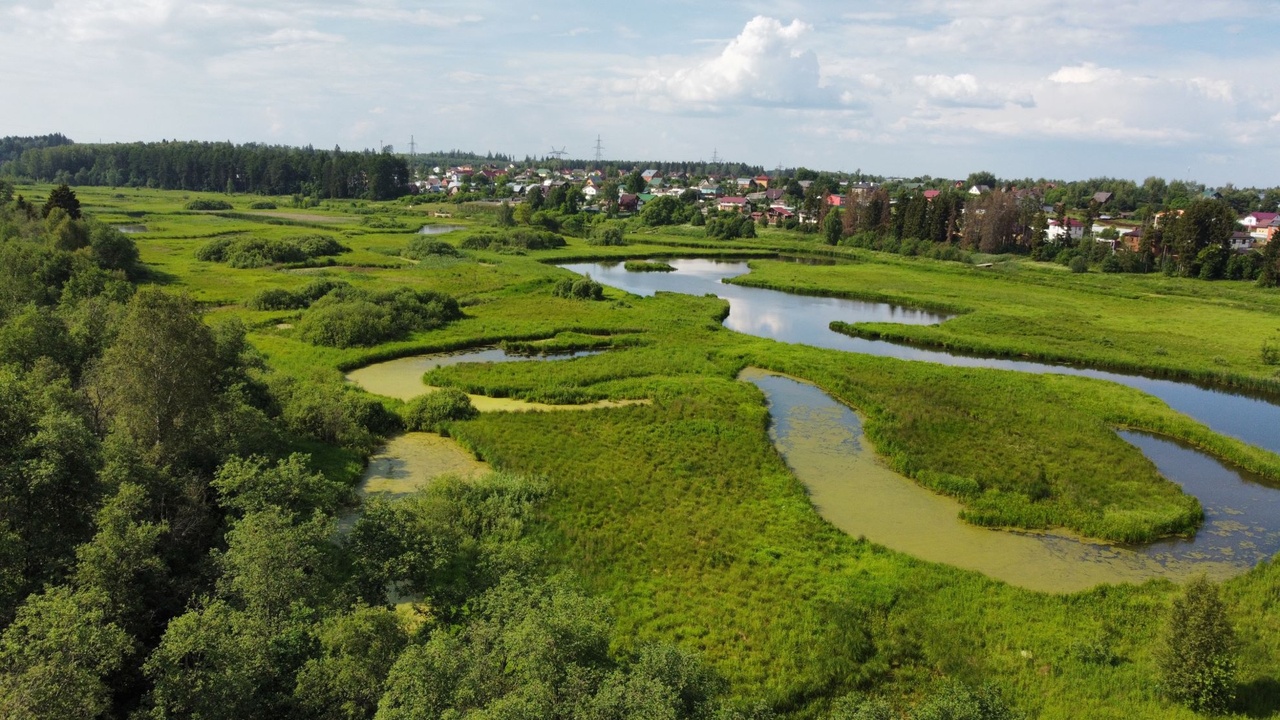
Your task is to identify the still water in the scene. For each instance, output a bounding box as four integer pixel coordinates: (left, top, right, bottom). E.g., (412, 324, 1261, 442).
(345, 347, 643, 412)
(745, 369, 1278, 591)
(417, 224, 466, 235)
(559, 258, 1280, 455)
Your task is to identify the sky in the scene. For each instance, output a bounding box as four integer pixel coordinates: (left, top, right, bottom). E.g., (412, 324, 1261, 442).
(2, 0, 1279, 186)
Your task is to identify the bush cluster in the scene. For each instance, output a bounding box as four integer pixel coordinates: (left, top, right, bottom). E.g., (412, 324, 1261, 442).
(623, 261, 675, 272)
(245, 279, 352, 311)
(459, 229, 566, 252)
(586, 223, 627, 247)
(295, 286, 462, 347)
(551, 276, 605, 301)
(840, 232, 973, 263)
(271, 374, 402, 453)
(403, 388, 479, 431)
(184, 199, 233, 211)
(247, 201, 277, 210)
(705, 214, 756, 240)
(403, 237, 460, 259)
(196, 234, 349, 268)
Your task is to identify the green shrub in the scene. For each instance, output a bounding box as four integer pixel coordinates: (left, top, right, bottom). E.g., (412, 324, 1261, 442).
(247, 201, 277, 210)
(185, 199, 233, 211)
(246, 288, 305, 311)
(461, 229, 567, 252)
(706, 214, 756, 240)
(272, 374, 402, 453)
(297, 300, 396, 347)
(297, 278, 350, 303)
(295, 287, 462, 347)
(404, 237, 460, 259)
(1262, 340, 1280, 365)
(588, 223, 627, 247)
(404, 388, 478, 431)
(1069, 256, 1088, 273)
(623, 261, 675, 272)
(551, 276, 605, 301)
(1157, 575, 1236, 714)
(88, 222, 140, 273)
(195, 234, 349, 268)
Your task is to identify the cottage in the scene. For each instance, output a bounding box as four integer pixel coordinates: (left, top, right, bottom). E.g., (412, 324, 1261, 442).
(1230, 231, 1256, 252)
(718, 197, 749, 212)
(1047, 217, 1085, 242)
(1241, 212, 1279, 245)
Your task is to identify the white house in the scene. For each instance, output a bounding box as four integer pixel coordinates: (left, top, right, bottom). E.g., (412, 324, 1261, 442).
(1047, 218, 1085, 242)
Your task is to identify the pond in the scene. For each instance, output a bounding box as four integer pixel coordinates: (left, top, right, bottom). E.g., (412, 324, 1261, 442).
(559, 258, 1280, 456)
(345, 347, 642, 412)
(744, 369, 1278, 592)
(417, 224, 466, 235)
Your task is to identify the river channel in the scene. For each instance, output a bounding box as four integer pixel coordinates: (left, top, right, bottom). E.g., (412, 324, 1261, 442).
(559, 258, 1280, 455)
(745, 369, 1276, 591)
(560, 258, 1280, 588)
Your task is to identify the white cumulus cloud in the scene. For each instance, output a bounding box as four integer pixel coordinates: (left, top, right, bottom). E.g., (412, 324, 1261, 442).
(913, 73, 1034, 108)
(640, 16, 834, 111)
(1048, 62, 1123, 84)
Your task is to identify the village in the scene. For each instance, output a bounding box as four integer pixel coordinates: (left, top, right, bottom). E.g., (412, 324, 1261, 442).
(412, 162, 1280, 256)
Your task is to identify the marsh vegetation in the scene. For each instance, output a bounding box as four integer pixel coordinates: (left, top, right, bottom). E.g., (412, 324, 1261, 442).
(1, 183, 1278, 719)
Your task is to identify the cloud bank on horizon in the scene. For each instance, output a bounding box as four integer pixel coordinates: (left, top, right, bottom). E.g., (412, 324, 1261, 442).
(1, 0, 1277, 185)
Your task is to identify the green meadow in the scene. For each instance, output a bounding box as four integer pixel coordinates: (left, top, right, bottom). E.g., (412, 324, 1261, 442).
(41, 185, 1280, 717)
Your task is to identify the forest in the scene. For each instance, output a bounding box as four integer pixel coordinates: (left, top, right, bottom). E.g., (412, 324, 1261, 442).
(1, 137, 410, 200)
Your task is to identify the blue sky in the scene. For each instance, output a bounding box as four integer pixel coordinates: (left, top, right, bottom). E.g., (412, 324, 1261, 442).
(2, 0, 1278, 186)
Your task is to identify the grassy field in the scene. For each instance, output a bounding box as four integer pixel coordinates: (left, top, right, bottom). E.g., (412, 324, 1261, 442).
(33, 184, 1280, 717)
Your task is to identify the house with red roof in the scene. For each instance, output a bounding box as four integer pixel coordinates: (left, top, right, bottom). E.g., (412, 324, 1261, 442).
(1047, 217, 1085, 242)
(1242, 212, 1279, 245)
(923, 189, 941, 201)
(718, 196, 749, 212)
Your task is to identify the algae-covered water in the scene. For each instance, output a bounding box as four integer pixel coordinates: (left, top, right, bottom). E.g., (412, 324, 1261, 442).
(345, 347, 642, 412)
(742, 368, 1276, 592)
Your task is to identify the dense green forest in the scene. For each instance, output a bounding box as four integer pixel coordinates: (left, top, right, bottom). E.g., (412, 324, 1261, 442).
(2, 139, 410, 200)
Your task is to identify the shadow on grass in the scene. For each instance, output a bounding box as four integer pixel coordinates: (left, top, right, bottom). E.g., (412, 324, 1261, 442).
(138, 264, 180, 286)
(1235, 676, 1280, 718)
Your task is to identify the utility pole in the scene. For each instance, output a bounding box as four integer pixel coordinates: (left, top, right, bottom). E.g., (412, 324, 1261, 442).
(710, 148, 720, 164)
(409, 135, 416, 159)
(594, 135, 604, 164)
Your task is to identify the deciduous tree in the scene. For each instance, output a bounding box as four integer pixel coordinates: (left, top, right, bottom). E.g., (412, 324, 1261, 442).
(1158, 575, 1236, 714)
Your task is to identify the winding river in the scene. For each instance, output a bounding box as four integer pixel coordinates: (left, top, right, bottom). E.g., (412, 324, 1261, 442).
(560, 258, 1280, 588)
(559, 258, 1280, 455)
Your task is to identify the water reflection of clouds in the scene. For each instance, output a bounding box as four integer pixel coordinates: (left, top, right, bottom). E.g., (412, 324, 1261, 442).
(561, 259, 1280, 457)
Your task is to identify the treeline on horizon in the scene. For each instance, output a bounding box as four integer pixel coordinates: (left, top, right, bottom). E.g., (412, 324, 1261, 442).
(4, 134, 1280, 214)
(0, 135, 410, 200)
